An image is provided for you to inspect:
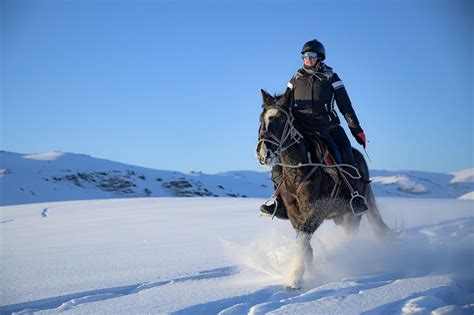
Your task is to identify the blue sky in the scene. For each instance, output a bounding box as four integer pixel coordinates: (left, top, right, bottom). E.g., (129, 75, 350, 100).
(2, 0, 473, 174)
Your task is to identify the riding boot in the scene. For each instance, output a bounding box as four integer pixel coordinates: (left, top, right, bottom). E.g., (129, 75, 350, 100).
(260, 165, 289, 220)
(260, 196, 289, 220)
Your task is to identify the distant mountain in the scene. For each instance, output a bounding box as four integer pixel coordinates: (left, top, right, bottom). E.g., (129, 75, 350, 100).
(370, 169, 473, 199)
(1, 151, 473, 206)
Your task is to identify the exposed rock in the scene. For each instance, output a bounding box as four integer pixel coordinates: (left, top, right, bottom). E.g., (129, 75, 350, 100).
(57, 172, 137, 195)
(162, 179, 213, 197)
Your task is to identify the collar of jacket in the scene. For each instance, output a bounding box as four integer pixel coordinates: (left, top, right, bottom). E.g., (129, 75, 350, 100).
(299, 62, 334, 80)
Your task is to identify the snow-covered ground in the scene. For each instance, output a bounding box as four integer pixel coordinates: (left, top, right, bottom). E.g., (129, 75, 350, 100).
(1, 151, 473, 206)
(1, 197, 473, 314)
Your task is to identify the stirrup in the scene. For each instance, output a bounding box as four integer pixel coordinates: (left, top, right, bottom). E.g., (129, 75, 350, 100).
(260, 196, 279, 219)
(350, 192, 369, 216)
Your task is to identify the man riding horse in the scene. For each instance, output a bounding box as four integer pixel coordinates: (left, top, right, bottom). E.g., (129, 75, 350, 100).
(260, 39, 369, 218)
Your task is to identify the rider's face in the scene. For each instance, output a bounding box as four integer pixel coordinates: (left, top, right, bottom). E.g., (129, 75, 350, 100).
(303, 56, 318, 68)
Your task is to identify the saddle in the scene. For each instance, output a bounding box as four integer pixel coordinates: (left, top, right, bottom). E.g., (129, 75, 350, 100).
(303, 136, 339, 181)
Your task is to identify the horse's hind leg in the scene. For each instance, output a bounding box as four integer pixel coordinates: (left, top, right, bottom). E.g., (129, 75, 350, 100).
(304, 238, 314, 273)
(301, 225, 314, 272)
(335, 211, 361, 236)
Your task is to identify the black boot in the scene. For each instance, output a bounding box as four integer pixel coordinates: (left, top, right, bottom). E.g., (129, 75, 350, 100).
(350, 193, 369, 216)
(260, 198, 289, 220)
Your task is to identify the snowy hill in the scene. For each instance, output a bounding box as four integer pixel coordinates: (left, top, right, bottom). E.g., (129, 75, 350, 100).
(0, 151, 272, 206)
(1, 151, 473, 206)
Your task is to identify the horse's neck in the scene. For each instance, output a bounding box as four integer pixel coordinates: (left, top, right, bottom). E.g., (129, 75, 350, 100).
(283, 136, 323, 162)
(280, 137, 327, 187)
(280, 141, 309, 166)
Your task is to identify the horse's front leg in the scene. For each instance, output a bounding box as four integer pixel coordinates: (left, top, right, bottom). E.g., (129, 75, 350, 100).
(287, 232, 312, 290)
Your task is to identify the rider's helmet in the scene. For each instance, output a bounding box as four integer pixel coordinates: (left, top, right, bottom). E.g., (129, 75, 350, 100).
(301, 39, 326, 61)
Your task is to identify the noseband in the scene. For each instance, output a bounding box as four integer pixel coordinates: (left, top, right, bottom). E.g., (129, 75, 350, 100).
(258, 106, 304, 157)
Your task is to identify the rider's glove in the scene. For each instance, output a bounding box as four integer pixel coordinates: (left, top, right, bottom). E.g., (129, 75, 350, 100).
(355, 132, 366, 148)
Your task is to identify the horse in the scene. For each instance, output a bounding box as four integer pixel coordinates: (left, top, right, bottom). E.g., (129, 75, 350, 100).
(256, 89, 397, 290)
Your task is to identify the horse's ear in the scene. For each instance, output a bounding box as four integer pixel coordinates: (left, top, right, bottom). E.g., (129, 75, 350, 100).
(261, 89, 273, 105)
(280, 88, 292, 108)
(283, 87, 292, 100)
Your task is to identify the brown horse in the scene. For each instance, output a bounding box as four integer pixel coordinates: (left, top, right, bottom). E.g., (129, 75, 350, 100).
(256, 89, 396, 289)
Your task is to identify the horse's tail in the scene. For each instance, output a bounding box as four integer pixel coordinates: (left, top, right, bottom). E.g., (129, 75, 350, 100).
(364, 184, 401, 239)
(352, 148, 400, 239)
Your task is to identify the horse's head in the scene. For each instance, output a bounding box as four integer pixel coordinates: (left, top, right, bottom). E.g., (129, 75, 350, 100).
(257, 89, 298, 166)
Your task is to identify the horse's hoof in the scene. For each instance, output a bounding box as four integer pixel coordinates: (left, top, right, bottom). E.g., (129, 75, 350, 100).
(286, 280, 302, 291)
(286, 285, 302, 291)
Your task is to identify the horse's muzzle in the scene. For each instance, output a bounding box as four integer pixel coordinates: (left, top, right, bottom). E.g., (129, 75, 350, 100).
(256, 142, 278, 167)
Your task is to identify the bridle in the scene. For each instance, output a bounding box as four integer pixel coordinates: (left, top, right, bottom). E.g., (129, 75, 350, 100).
(258, 106, 304, 160)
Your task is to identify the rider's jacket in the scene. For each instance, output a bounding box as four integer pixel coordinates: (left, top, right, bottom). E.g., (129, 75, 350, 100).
(287, 63, 363, 137)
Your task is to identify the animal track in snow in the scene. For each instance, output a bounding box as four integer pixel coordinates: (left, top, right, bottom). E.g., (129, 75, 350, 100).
(0, 266, 240, 314)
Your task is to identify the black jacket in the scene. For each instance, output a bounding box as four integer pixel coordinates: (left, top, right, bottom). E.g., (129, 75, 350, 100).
(287, 63, 363, 137)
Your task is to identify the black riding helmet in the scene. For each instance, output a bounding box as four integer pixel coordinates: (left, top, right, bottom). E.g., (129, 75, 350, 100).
(301, 39, 326, 61)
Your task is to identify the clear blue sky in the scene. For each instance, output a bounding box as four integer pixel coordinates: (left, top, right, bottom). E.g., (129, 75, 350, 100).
(2, 0, 473, 174)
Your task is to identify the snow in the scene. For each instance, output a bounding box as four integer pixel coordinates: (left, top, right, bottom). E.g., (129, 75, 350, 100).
(1, 151, 473, 206)
(1, 197, 473, 314)
(459, 192, 474, 200)
(450, 169, 474, 184)
(370, 175, 429, 194)
(23, 151, 65, 161)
